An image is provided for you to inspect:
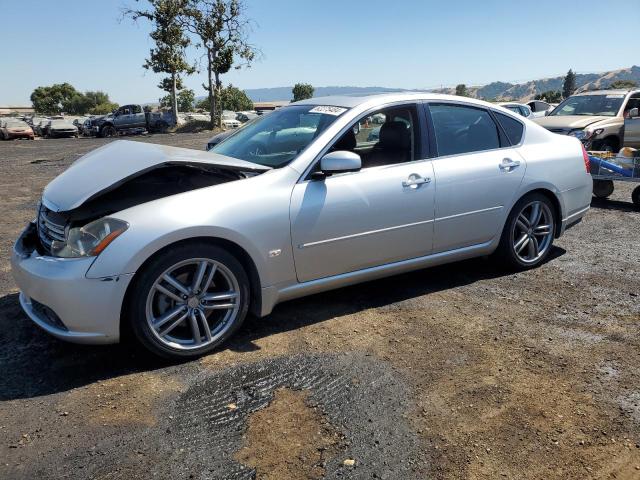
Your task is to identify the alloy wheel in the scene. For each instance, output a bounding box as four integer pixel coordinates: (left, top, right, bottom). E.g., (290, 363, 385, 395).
(145, 258, 241, 350)
(511, 200, 554, 264)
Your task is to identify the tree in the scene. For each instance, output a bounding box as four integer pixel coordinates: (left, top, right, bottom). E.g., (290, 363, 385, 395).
(534, 90, 562, 103)
(161, 88, 195, 111)
(30, 83, 78, 114)
(89, 102, 120, 115)
(184, 0, 258, 128)
(126, 0, 195, 125)
(195, 84, 252, 111)
(455, 84, 468, 97)
(292, 83, 314, 102)
(608, 80, 638, 90)
(562, 69, 576, 99)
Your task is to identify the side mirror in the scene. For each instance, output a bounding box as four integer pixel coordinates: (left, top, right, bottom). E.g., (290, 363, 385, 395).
(629, 107, 639, 118)
(318, 151, 361, 177)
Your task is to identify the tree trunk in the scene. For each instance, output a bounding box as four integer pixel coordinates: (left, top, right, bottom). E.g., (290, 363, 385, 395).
(171, 73, 179, 126)
(208, 49, 216, 130)
(214, 71, 222, 129)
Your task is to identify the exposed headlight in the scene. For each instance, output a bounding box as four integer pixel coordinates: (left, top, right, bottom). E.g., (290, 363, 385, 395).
(569, 128, 604, 141)
(51, 217, 128, 258)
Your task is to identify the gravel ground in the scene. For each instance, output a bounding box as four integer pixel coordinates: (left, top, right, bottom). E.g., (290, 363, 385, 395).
(0, 135, 639, 479)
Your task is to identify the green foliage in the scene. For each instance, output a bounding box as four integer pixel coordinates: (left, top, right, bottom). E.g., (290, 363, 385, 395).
(562, 69, 576, 99)
(195, 85, 252, 112)
(607, 80, 638, 90)
(30, 83, 77, 114)
(455, 84, 468, 97)
(30, 84, 116, 115)
(292, 83, 314, 102)
(89, 102, 120, 115)
(160, 88, 195, 111)
(534, 90, 562, 103)
(184, 0, 258, 127)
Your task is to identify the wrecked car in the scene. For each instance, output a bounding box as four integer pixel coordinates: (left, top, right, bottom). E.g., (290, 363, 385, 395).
(11, 94, 592, 359)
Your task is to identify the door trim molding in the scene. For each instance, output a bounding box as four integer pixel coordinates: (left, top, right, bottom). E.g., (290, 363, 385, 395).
(298, 218, 435, 249)
(435, 205, 503, 222)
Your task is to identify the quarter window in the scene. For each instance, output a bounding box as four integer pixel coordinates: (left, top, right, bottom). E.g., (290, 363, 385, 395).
(429, 104, 501, 156)
(494, 112, 524, 145)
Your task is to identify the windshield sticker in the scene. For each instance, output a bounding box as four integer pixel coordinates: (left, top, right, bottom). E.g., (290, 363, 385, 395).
(309, 106, 347, 116)
(606, 94, 624, 98)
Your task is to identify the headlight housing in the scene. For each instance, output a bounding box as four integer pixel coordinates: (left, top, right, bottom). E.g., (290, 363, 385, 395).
(51, 218, 128, 258)
(569, 128, 604, 141)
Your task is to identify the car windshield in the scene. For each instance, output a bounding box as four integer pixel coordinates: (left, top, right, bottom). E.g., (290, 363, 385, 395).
(550, 94, 625, 117)
(211, 104, 347, 167)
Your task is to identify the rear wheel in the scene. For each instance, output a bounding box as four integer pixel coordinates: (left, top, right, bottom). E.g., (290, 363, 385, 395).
(127, 243, 250, 359)
(494, 193, 556, 270)
(593, 179, 614, 198)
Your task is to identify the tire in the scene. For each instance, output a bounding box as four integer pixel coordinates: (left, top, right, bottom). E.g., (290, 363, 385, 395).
(632, 186, 640, 209)
(593, 179, 614, 198)
(595, 137, 619, 153)
(157, 121, 168, 133)
(494, 193, 556, 271)
(102, 125, 117, 137)
(127, 243, 250, 359)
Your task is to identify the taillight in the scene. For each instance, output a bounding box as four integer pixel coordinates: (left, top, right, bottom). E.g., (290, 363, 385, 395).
(581, 145, 591, 173)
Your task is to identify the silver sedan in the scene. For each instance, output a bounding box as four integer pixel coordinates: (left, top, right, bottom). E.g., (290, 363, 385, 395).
(11, 93, 592, 359)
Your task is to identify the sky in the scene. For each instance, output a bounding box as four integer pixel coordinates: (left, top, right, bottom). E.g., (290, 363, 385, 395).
(1, 0, 639, 105)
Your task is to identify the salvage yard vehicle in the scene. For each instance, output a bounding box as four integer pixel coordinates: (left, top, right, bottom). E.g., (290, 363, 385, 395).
(92, 104, 173, 137)
(498, 102, 534, 118)
(11, 93, 592, 359)
(534, 89, 640, 152)
(526, 100, 554, 118)
(43, 118, 78, 138)
(0, 118, 34, 140)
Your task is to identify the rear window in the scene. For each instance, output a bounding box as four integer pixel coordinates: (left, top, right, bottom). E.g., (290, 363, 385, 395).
(429, 104, 501, 156)
(494, 112, 524, 145)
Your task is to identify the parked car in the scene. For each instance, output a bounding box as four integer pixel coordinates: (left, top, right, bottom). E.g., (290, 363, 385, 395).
(205, 115, 263, 151)
(534, 89, 640, 152)
(498, 102, 533, 118)
(0, 118, 34, 140)
(622, 106, 640, 148)
(11, 93, 592, 359)
(92, 104, 173, 137)
(44, 119, 78, 138)
(236, 111, 258, 123)
(526, 100, 554, 118)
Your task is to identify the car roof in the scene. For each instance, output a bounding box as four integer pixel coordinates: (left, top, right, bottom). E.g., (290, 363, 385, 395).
(292, 92, 498, 109)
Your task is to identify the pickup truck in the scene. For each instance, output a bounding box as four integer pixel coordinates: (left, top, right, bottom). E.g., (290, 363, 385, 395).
(534, 89, 640, 152)
(91, 104, 174, 137)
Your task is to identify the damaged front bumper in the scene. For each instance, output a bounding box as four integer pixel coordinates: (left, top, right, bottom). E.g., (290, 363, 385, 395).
(10, 222, 132, 344)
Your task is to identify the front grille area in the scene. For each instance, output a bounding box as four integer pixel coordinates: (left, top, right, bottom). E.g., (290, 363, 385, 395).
(37, 204, 66, 252)
(547, 128, 570, 134)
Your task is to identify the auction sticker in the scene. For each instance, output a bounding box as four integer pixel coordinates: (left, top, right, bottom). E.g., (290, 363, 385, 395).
(309, 106, 347, 116)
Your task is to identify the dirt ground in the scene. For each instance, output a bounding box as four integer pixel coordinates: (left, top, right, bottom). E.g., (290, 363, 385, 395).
(0, 134, 639, 479)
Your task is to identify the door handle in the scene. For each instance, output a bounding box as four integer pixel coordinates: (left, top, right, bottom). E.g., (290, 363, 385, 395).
(402, 173, 431, 189)
(499, 158, 521, 171)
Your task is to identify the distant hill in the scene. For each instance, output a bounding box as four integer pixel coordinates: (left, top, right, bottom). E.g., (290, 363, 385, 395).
(195, 65, 639, 105)
(433, 65, 640, 101)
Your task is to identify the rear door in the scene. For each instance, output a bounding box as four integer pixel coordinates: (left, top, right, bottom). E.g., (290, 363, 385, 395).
(426, 102, 526, 252)
(131, 104, 146, 128)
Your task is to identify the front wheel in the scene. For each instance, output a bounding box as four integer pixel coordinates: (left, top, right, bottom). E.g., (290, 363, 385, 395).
(494, 193, 556, 270)
(127, 243, 250, 359)
(102, 125, 117, 137)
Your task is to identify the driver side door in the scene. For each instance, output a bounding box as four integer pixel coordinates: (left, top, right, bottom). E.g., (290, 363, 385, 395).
(289, 103, 436, 283)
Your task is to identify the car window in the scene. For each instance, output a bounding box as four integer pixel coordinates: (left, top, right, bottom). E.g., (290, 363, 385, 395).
(327, 105, 419, 169)
(550, 94, 625, 117)
(132, 105, 142, 114)
(429, 103, 501, 156)
(494, 112, 524, 145)
(623, 94, 640, 118)
(211, 104, 345, 168)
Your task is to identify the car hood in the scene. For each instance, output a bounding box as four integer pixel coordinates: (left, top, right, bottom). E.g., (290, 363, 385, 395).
(43, 140, 270, 212)
(533, 115, 613, 129)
